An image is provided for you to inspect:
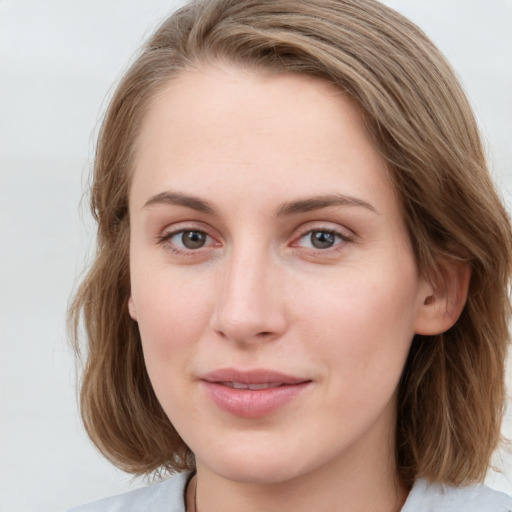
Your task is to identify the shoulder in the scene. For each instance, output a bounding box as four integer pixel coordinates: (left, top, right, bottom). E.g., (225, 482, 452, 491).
(402, 478, 512, 512)
(67, 472, 190, 512)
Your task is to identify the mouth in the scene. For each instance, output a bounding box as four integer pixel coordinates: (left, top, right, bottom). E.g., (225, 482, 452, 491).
(199, 368, 312, 418)
(220, 381, 287, 390)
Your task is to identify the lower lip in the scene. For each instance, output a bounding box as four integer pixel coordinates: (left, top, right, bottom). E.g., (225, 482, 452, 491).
(201, 381, 311, 418)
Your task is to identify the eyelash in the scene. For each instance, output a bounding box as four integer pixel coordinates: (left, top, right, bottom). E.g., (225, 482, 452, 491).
(293, 227, 352, 254)
(156, 225, 353, 257)
(156, 228, 217, 256)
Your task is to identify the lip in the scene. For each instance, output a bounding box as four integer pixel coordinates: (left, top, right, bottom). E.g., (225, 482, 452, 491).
(199, 368, 312, 418)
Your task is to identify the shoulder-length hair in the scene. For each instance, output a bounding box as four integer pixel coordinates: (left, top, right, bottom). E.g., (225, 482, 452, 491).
(69, 0, 512, 487)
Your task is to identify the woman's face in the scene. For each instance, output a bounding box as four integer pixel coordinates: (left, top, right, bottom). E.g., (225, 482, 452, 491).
(128, 65, 432, 484)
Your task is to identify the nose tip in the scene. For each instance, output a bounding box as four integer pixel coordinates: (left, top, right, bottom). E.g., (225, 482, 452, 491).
(210, 312, 283, 345)
(209, 256, 287, 345)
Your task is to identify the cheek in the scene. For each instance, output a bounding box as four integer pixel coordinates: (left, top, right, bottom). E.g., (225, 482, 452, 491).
(133, 275, 216, 426)
(132, 268, 214, 377)
(296, 259, 419, 383)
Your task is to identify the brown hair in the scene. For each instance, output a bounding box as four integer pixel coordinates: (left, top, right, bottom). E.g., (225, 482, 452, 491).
(69, 0, 512, 486)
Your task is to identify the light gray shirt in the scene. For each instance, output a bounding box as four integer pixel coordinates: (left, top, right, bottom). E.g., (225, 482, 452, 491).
(69, 472, 512, 512)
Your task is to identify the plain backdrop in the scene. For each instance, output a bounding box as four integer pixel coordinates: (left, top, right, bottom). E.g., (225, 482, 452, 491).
(1, 1, 511, 511)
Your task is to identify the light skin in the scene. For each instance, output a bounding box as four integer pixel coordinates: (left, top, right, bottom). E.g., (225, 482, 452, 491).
(128, 64, 469, 512)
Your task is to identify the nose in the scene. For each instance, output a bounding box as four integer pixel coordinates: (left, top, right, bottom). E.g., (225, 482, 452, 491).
(209, 245, 288, 345)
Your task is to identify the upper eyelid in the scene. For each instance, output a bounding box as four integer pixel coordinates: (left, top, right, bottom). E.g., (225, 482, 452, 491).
(293, 221, 354, 238)
(159, 227, 215, 243)
(297, 226, 347, 236)
(292, 229, 351, 248)
(162, 226, 208, 236)
(159, 221, 217, 238)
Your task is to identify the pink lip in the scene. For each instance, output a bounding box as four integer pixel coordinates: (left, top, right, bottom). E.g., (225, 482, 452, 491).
(200, 368, 312, 418)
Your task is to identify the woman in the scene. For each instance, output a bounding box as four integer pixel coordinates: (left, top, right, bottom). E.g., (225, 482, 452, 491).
(69, 0, 512, 510)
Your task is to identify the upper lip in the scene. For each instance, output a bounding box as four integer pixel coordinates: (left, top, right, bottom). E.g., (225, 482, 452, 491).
(200, 368, 310, 385)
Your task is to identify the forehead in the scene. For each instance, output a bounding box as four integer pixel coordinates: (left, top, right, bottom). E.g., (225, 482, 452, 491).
(136, 64, 368, 154)
(130, 64, 395, 215)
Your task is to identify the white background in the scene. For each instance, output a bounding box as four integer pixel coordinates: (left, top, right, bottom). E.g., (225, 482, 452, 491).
(1, 1, 511, 510)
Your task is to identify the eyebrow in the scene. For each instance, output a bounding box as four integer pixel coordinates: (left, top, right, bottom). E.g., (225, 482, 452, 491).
(276, 194, 378, 216)
(143, 191, 377, 216)
(143, 191, 218, 215)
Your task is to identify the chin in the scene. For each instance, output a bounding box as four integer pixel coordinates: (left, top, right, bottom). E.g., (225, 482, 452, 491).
(196, 438, 321, 486)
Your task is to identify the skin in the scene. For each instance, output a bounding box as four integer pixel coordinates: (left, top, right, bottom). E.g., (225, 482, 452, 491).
(128, 64, 467, 512)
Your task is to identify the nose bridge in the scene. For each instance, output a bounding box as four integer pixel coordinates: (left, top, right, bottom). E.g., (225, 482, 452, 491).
(211, 237, 286, 343)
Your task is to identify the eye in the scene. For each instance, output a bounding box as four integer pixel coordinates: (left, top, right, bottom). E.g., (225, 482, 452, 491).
(174, 230, 209, 249)
(296, 229, 348, 250)
(158, 228, 216, 253)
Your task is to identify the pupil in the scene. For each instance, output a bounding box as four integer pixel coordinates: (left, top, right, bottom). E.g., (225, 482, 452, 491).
(182, 231, 206, 249)
(311, 231, 335, 249)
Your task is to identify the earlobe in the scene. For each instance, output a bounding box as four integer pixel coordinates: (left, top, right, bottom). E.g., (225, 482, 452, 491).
(128, 295, 138, 321)
(414, 262, 471, 336)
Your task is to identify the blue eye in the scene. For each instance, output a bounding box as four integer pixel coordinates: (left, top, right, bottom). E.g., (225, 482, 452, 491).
(299, 230, 345, 249)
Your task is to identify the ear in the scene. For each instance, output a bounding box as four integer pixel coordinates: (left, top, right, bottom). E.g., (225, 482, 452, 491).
(414, 261, 471, 336)
(128, 295, 138, 321)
